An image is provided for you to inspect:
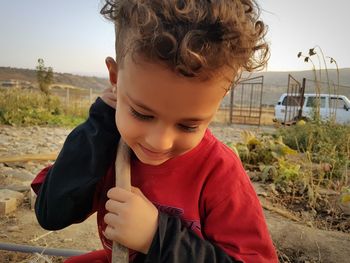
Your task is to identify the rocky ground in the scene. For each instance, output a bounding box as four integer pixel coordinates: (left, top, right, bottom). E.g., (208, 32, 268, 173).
(0, 124, 349, 262)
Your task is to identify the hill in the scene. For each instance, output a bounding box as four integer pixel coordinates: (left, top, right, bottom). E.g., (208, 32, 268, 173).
(0, 67, 109, 91)
(246, 68, 350, 87)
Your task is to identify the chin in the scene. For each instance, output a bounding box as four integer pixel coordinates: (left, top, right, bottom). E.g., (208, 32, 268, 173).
(134, 151, 170, 166)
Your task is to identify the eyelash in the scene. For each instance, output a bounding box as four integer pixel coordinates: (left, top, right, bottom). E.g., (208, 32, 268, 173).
(130, 107, 153, 120)
(178, 124, 198, 133)
(130, 107, 198, 133)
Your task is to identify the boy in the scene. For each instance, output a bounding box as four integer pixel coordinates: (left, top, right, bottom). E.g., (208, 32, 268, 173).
(32, 0, 278, 262)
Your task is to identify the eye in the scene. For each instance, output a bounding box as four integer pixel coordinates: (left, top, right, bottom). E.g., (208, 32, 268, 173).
(177, 124, 198, 133)
(130, 107, 153, 121)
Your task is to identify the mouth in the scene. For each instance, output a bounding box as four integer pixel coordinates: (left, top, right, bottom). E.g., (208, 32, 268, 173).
(138, 144, 171, 160)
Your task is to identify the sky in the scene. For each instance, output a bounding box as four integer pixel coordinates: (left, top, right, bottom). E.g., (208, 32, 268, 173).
(0, 0, 349, 77)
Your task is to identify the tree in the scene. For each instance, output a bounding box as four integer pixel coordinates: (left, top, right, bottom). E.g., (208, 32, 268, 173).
(36, 58, 53, 95)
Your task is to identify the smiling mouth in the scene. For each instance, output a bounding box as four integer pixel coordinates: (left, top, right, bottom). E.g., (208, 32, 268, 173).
(138, 144, 171, 159)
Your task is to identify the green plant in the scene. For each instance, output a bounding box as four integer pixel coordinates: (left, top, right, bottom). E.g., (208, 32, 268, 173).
(36, 58, 53, 96)
(227, 131, 296, 169)
(277, 121, 350, 184)
(0, 88, 87, 127)
(226, 127, 349, 209)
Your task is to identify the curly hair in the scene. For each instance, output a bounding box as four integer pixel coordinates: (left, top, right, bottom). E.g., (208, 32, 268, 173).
(100, 0, 269, 80)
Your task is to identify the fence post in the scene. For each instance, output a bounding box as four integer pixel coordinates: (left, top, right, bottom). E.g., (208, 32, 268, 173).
(297, 78, 306, 120)
(229, 89, 234, 124)
(66, 88, 70, 109)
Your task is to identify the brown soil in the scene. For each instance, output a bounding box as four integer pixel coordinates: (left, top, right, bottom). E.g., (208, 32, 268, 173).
(0, 194, 101, 262)
(2, 183, 349, 263)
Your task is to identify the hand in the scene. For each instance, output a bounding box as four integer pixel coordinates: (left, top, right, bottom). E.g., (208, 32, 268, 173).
(100, 87, 117, 109)
(104, 186, 159, 254)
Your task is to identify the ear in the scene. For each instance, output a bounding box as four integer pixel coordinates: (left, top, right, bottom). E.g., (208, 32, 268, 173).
(105, 56, 118, 86)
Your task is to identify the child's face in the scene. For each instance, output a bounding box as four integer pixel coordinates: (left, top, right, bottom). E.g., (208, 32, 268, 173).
(108, 55, 230, 166)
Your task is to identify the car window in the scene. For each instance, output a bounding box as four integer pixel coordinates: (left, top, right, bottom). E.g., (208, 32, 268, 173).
(329, 97, 346, 109)
(306, 96, 326, 108)
(282, 96, 304, 106)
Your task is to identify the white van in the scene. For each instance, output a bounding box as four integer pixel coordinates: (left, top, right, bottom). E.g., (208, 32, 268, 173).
(274, 93, 350, 124)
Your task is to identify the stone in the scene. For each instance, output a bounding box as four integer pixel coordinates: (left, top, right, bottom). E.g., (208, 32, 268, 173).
(7, 225, 20, 232)
(0, 197, 17, 215)
(1, 169, 34, 181)
(30, 188, 37, 210)
(0, 185, 29, 192)
(0, 189, 24, 214)
(0, 189, 24, 205)
(0, 233, 8, 238)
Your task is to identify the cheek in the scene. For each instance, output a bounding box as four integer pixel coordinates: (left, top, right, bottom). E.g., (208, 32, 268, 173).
(175, 130, 206, 153)
(115, 105, 143, 143)
(115, 102, 123, 130)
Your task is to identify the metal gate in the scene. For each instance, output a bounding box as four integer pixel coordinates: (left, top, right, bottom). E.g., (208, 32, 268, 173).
(228, 76, 264, 126)
(282, 75, 305, 124)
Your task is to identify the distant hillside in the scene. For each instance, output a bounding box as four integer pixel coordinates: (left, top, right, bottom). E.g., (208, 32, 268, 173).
(246, 68, 350, 89)
(242, 68, 350, 105)
(0, 67, 109, 91)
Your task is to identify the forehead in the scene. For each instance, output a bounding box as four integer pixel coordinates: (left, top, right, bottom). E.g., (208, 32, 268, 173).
(119, 54, 233, 93)
(118, 56, 231, 118)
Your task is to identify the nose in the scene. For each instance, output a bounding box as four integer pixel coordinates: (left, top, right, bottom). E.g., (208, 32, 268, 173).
(144, 125, 174, 152)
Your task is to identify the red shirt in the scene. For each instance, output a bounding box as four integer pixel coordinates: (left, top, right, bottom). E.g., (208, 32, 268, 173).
(32, 129, 277, 262)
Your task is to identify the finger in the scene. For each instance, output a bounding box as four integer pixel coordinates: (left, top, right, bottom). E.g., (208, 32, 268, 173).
(100, 95, 117, 109)
(103, 93, 117, 102)
(104, 212, 120, 228)
(103, 91, 116, 99)
(103, 225, 118, 241)
(103, 86, 113, 92)
(107, 186, 133, 201)
(105, 199, 124, 214)
(112, 86, 117, 93)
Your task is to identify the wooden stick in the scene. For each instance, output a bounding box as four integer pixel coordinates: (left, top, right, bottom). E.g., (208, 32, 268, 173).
(112, 139, 131, 263)
(0, 152, 58, 163)
(29, 231, 54, 242)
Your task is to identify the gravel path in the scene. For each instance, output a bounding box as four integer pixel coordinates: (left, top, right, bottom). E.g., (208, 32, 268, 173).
(0, 126, 71, 186)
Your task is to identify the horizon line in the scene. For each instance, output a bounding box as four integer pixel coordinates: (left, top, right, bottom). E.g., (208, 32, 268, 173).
(1, 65, 350, 79)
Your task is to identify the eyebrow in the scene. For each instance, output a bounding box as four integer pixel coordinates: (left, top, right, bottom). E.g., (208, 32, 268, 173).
(126, 92, 208, 122)
(126, 92, 156, 113)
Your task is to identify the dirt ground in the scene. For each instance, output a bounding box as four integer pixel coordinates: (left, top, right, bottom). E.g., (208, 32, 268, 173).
(0, 200, 100, 262)
(0, 124, 349, 262)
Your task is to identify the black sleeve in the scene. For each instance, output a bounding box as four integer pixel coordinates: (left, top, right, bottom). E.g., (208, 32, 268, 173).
(138, 212, 242, 263)
(35, 97, 119, 230)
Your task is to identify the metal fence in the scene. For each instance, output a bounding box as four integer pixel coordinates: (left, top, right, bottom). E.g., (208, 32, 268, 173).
(282, 75, 305, 123)
(218, 76, 264, 126)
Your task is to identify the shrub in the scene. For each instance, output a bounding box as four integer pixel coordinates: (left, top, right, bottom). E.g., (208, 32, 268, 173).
(226, 127, 349, 209)
(0, 88, 87, 127)
(277, 121, 350, 182)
